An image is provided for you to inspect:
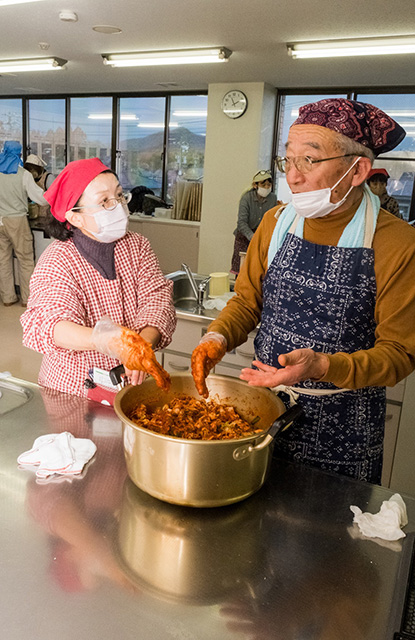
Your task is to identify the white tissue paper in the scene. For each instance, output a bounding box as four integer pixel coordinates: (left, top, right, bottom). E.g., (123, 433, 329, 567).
(18, 432, 96, 479)
(350, 493, 408, 541)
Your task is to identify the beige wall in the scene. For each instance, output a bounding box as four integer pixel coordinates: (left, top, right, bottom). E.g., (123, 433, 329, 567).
(390, 371, 415, 496)
(198, 82, 277, 275)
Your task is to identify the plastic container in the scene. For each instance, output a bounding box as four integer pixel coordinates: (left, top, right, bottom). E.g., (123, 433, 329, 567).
(209, 272, 230, 297)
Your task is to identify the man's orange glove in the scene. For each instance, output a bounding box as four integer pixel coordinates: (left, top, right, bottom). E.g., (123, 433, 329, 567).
(191, 332, 227, 398)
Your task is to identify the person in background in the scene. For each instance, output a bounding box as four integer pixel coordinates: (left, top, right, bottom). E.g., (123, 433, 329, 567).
(366, 168, 402, 218)
(192, 98, 415, 485)
(24, 153, 55, 221)
(21, 157, 176, 397)
(0, 141, 49, 307)
(24, 153, 55, 190)
(231, 170, 279, 274)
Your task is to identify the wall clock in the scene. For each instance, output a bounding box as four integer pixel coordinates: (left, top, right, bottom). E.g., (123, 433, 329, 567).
(221, 90, 248, 119)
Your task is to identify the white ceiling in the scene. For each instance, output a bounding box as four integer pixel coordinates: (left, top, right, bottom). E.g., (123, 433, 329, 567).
(1, 0, 415, 96)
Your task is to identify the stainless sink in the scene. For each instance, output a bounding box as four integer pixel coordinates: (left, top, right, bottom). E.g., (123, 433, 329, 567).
(166, 270, 210, 311)
(0, 378, 33, 415)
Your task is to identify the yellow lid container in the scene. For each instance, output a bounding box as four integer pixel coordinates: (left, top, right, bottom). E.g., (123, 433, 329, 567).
(209, 272, 230, 298)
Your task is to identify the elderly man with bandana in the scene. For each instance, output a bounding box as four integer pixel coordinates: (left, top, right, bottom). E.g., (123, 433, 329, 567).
(191, 98, 415, 484)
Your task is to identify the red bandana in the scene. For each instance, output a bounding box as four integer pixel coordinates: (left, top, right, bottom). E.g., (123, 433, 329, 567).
(44, 158, 110, 222)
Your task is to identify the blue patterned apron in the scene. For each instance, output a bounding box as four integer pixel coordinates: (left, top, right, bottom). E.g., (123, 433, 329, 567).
(254, 190, 385, 483)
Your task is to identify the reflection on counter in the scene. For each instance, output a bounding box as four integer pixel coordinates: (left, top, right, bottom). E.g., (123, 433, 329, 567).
(116, 479, 269, 605)
(115, 474, 381, 639)
(24, 388, 135, 594)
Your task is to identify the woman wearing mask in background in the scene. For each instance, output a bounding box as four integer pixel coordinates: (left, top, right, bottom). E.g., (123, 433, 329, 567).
(21, 158, 176, 397)
(231, 170, 279, 274)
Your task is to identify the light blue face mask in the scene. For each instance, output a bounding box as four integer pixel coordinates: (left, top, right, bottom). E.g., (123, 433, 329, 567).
(88, 203, 129, 243)
(291, 157, 361, 219)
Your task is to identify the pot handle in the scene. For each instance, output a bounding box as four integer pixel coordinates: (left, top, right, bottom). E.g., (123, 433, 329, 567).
(233, 404, 303, 460)
(109, 364, 126, 388)
(254, 403, 304, 450)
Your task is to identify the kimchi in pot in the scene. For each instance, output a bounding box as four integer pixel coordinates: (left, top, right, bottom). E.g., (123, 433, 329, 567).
(114, 373, 298, 507)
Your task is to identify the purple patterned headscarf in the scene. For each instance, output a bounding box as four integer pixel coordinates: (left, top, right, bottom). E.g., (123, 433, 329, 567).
(292, 98, 406, 156)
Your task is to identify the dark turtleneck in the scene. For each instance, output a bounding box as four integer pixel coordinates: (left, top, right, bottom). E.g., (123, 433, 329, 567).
(72, 228, 116, 280)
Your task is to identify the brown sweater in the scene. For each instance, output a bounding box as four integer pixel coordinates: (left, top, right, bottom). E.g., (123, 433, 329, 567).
(209, 199, 415, 389)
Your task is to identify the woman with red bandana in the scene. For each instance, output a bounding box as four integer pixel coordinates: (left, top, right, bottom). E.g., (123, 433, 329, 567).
(21, 158, 176, 397)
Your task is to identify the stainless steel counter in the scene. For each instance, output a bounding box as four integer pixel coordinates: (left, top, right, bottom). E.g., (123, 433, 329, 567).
(2, 376, 415, 640)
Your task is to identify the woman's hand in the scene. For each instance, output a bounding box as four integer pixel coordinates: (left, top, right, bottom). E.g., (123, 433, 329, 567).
(92, 318, 170, 391)
(240, 349, 329, 387)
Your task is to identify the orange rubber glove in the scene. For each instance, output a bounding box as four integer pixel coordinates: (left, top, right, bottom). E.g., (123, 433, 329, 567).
(191, 332, 227, 398)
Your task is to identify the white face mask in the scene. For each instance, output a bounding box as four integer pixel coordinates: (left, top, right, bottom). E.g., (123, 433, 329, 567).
(291, 157, 361, 219)
(88, 202, 129, 243)
(257, 186, 272, 198)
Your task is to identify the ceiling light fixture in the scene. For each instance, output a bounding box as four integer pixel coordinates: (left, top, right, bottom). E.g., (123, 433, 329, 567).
(287, 36, 415, 59)
(0, 57, 67, 73)
(102, 47, 232, 67)
(0, 0, 45, 5)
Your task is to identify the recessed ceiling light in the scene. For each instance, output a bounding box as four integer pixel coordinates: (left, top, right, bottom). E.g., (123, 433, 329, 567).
(93, 25, 122, 34)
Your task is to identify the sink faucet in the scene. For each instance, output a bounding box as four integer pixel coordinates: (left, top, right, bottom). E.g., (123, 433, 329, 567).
(181, 263, 210, 309)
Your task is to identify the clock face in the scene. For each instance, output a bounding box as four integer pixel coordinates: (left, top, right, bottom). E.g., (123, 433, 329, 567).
(221, 90, 248, 119)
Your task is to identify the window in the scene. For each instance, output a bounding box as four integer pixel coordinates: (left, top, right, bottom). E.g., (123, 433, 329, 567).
(0, 92, 208, 222)
(356, 93, 415, 221)
(28, 99, 65, 173)
(118, 97, 166, 195)
(166, 95, 208, 203)
(70, 97, 112, 166)
(0, 99, 22, 150)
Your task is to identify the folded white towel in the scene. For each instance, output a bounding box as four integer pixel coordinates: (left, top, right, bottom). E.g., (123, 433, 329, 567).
(18, 432, 96, 478)
(350, 493, 408, 541)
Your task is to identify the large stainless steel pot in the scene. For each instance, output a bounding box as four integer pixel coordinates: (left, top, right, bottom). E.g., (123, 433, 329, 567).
(114, 373, 293, 508)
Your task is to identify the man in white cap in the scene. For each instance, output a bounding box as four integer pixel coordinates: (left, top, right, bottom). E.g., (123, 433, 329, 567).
(24, 154, 55, 190)
(24, 154, 55, 222)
